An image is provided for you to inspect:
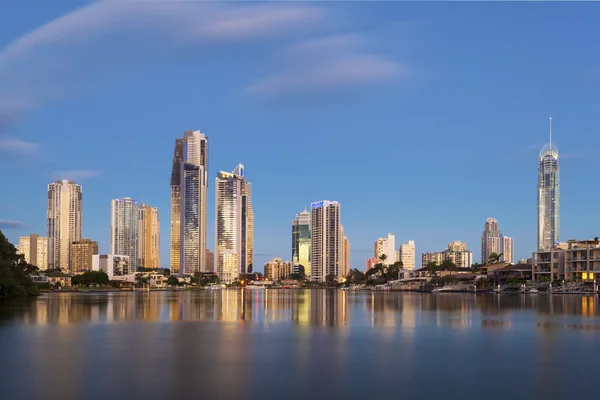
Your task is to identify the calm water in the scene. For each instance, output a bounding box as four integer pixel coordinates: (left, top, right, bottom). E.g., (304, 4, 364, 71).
(1, 290, 599, 399)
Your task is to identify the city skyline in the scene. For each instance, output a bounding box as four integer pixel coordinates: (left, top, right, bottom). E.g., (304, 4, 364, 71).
(3, 3, 600, 271)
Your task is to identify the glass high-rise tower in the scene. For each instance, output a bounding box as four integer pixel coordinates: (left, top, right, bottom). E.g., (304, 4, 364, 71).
(170, 130, 208, 275)
(292, 208, 311, 277)
(537, 118, 560, 251)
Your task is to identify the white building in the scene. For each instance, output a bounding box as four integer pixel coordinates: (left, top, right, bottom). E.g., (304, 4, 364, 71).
(310, 200, 341, 282)
(47, 180, 82, 271)
(538, 118, 560, 251)
(215, 164, 254, 283)
(374, 233, 396, 266)
(399, 240, 415, 270)
(92, 254, 131, 279)
(111, 197, 140, 273)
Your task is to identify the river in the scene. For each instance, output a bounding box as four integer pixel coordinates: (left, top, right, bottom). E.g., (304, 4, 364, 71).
(1, 290, 598, 399)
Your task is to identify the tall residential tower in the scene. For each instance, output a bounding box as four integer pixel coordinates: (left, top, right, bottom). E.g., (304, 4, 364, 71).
(538, 118, 560, 251)
(111, 197, 140, 273)
(170, 130, 208, 274)
(215, 164, 254, 283)
(310, 200, 341, 282)
(481, 217, 501, 264)
(47, 180, 82, 271)
(138, 204, 160, 269)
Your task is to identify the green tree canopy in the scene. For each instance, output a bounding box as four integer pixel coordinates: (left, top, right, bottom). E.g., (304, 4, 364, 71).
(439, 259, 457, 271)
(0, 230, 40, 297)
(345, 268, 366, 285)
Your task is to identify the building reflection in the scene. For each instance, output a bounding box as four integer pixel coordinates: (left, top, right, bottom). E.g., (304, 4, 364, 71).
(1, 291, 600, 328)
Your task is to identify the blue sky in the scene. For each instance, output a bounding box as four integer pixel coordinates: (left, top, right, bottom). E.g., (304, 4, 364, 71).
(1, 1, 600, 270)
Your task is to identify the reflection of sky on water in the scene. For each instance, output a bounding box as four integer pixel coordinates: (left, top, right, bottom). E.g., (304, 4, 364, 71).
(2, 291, 600, 398)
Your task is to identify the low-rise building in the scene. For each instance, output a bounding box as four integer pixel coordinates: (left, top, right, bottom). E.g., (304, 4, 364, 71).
(71, 239, 99, 273)
(533, 239, 600, 282)
(49, 276, 72, 287)
(264, 258, 293, 281)
(421, 241, 473, 268)
(92, 254, 131, 279)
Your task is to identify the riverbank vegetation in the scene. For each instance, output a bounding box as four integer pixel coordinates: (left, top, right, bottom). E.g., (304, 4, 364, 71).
(0, 230, 40, 298)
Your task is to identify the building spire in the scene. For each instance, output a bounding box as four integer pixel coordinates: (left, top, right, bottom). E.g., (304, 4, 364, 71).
(549, 117, 553, 150)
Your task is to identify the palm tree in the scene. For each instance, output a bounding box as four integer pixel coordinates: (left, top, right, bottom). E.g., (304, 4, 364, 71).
(379, 254, 387, 265)
(488, 252, 503, 264)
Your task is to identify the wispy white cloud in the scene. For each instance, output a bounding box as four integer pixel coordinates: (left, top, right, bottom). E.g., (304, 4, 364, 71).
(0, 0, 328, 123)
(285, 33, 364, 55)
(52, 170, 101, 181)
(0, 138, 38, 154)
(0, 220, 26, 229)
(247, 54, 402, 94)
(247, 32, 404, 94)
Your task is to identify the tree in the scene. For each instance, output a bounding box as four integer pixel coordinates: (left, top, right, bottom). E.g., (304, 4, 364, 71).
(135, 275, 149, 288)
(0, 230, 40, 297)
(440, 259, 457, 271)
(167, 276, 179, 286)
(471, 262, 482, 272)
(379, 254, 388, 265)
(426, 261, 439, 278)
(325, 274, 339, 287)
(488, 252, 502, 264)
(345, 268, 366, 285)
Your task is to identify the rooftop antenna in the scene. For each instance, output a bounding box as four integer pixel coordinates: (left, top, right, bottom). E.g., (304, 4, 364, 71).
(549, 117, 553, 150)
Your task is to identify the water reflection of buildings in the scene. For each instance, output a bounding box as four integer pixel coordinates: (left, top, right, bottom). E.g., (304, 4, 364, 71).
(2, 292, 600, 327)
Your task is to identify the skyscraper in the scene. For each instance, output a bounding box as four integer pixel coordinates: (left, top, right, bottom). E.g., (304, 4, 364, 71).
(111, 197, 140, 273)
(292, 208, 311, 277)
(170, 130, 208, 274)
(399, 240, 416, 270)
(310, 200, 341, 282)
(374, 233, 396, 266)
(538, 118, 560, 251)
(215, 164, 253, 283)
(47, 180, 82, 271)
(138, 204, 160, 269)
(481, 217, 501, 264)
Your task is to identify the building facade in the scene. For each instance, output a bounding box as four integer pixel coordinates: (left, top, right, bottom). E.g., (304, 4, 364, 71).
(339, 226, 350, 278)
(92, 254, 131, 279)
(264, 258, 293, 281)
(206, 249, 214, 273)
(170, 130, 208, 274)
(422, 241, 472, 269)
(18, 234, 48, 270)
(538, 119, 560, 251)
(215, 164, 254, 283)
(71, 239, 99, 273)
(292, 208, 311, 277)
(47, 180, 82, 271)
(501, 235, 514, 264)
(366, 257, 378, 271)
(111, 197, 140, 274)
(138, 204, 160, 269)
(310, 200, 341, 282)
(374, 233, 396, 266)
(532, 239, 600, 282)
(399, 240, 416, 270)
